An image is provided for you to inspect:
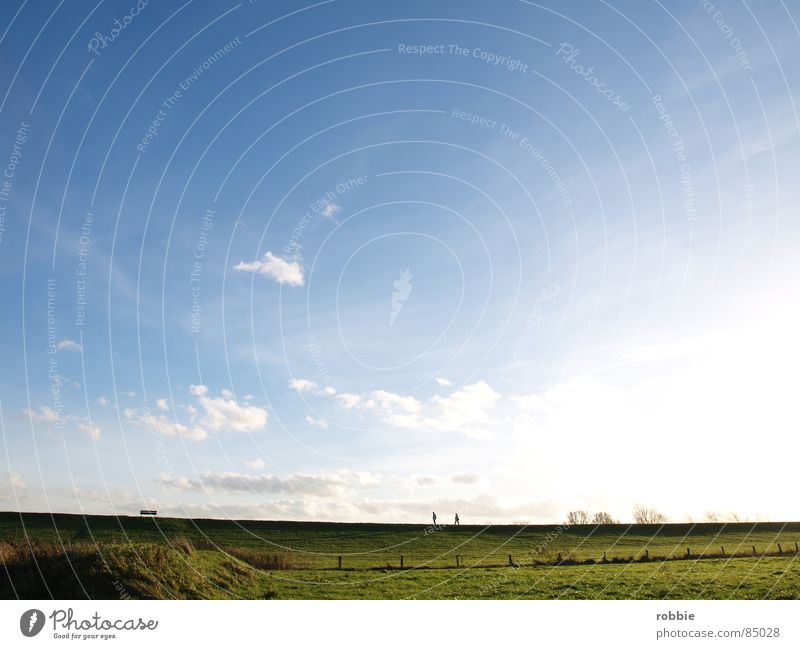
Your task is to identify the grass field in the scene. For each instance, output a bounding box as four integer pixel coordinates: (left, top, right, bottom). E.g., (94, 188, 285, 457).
(2, 512, 799, 599)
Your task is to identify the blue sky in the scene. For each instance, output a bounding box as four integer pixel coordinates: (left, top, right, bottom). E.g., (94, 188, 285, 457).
(1, 0, 798, 523)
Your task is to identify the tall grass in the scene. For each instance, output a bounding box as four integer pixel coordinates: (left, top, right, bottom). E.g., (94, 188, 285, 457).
(171, 536, 196, 556)
(223, 546, 305, 570)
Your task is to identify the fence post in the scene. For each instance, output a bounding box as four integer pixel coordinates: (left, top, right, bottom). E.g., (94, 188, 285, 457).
(752, 546, 757, 556)
(796, 542, 798, 553)
(338, 555, 342, 569)
(400, 555, 404, 569)
(686, 547, 691, 557)
(721, 546, 725, 556)
(602, 552, 607, 562)
(556, 553, 562, 563)
(508, 554, 513, 566)
(778, 544, 782, 554)
(644, 549, 649, 560)
(456, 555, 460, 567)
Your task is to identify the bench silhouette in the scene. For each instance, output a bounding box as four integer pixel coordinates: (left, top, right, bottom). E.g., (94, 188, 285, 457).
(139, 509, 157, 516)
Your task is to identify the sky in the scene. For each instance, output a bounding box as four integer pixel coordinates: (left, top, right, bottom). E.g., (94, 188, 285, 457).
(0, 0, 798, 524)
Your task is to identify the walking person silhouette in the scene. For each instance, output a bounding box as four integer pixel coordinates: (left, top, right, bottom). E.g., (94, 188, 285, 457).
(432, 512, 437, 527)
(454, 513, 460, 525)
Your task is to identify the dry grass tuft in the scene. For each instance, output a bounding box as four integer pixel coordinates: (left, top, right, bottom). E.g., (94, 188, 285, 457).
(224, 547, 303, 570)
(172, 536, 196, 556)
(0, 541, 15, 564)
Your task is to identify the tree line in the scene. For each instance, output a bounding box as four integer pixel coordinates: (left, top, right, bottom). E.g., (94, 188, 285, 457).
(565, 506, 748, 525)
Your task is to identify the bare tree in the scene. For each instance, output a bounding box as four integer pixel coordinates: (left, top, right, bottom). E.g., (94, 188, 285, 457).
(632, 504, 648, 523)
(592, 511, 618, 524)
(632, 504, 667, 524)
(566, 510, 589, 525)
(704, 511, 720, 523)
(728, 511, 742, 522)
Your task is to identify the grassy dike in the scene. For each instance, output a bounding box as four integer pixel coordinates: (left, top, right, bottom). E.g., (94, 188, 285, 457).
(2, 512, 799, 599)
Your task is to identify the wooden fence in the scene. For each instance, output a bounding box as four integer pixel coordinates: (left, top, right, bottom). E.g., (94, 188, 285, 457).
(317, 543, 800, 571)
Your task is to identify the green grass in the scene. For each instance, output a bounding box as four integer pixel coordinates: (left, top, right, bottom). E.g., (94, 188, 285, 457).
(264, 558, 800, 599)
(2, 512, 799, 599)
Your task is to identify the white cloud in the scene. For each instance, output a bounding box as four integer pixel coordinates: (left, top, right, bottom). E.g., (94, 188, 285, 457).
(361, 389, 423, 428)
(435, 377, 452, 387)
(321, 202, 340, 219)
(336, 393, 361, 409)
(21, 406, 104, 441)
(160, 470, 378, 497)
(156, 398, 169, 412)
(289, 378, 336, 396)
(305, 415, 329, 429)
(96, 397, 109, 407)
(191, 385, 268, 433)
(134, 412, 207, 442)
(234, 251, 304, 286)
(365, 390, 422, 414)
(245, 458, 266, 469)
(20, 406, 60, 423)
(124, 386, 267, 441)
(56, 339, 82, 352)
(423, 381, 500, 439)
(314, 381, 501, 438)
(77, 421, 101, 440)
(289, 378, 318, 393)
